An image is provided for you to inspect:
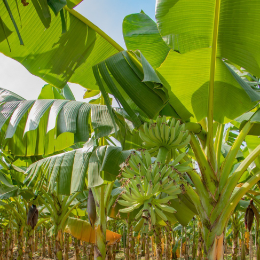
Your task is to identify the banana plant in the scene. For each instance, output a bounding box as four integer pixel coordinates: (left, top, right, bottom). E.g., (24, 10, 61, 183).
(1, 3, 260, 260)
(115, 116, 193, 260)
(92, 1, 260, 259)
(34, 190, 82, 260)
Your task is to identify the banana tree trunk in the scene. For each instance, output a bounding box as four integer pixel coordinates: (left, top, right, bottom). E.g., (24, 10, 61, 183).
(129, 224, 135, 260)
(25, 225, 34, 260)
(125, 220, 130, 260)
(165, 226, 172, 259)
(95, 186, 106, 260)
(74, 237, 81, 260)
(0, 229, 2, 260)
(55, 229, 63, 260)
(145, 233, 150, 260)
(64, 233, 69, 260)
(241, 239, 246, 260)
(42, 226, 46, 257)
(83, 241, 87, 259)
(192, 219, 197, 259)
(17, 225, 24, 260)
(47, 234, 52, 258)
(8, 227, 13, 260)
(35, 229, 38, 252)
(231, 213, 239, 260)
(249, 231, 253, 260)
(204, 233, 224, 260)
(232, 231, 238, 260)
(154, 225, 162, 260)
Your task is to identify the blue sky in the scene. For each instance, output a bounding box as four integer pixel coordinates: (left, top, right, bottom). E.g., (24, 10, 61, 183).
(75, 0, 156, 48)
(0, 0, 156, 100)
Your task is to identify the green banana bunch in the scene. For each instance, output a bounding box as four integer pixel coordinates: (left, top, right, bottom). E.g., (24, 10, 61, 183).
(139, 116, 191, 151)
(118, 150, 191, 228)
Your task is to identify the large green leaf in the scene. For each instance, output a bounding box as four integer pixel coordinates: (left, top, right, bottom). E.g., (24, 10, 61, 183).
(154, 0, 260, 123)
(156, 0, 260, 76)
(25, 146, 131, 195)
(0, 2, 122, 89)
(94, 51, 169, 120)
(157, 49, 256, 123)
(0, 88, 136, 156)
(123, 12, 170, 68)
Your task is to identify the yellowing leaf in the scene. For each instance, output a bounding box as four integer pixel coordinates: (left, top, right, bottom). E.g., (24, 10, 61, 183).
(64, 217, 121, 245)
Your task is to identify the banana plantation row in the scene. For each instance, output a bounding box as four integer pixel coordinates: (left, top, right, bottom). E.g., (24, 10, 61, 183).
(1, 0, 260, 260)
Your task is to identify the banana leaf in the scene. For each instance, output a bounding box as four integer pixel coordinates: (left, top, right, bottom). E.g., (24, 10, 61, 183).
(0, 1, 122, 89)
(0, 87, 138, 156)
(65, 217, 121, 245)
(25, 145, 131, 195)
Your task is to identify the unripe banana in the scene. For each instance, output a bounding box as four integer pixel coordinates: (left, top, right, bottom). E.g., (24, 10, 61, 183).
(152, 182, 160, 195)
(153, 124, 162, 142)
(167, 127, 176, 145)
(174, 120, 180, 134)
(153, 196, 177, 204)
(134, 218, 145, 232)
(134, 176, 142, 187)
(156, 116, 162, 126)
(121, 193, 135, 202)
(118, 200, 134, 207)
(153, 171, 161, 184)
(161, 176, 169, 186)
(169, 118, 176, 129)
(154, 206, 167, 221)
(164, 125, 170, 144)
(178, 134, 191, 149)
(148, 126, 159, 143)
(170, 152, 187, 166)
(129, 185, 141, 199)
(161, 115, 167, 124)
(143, 177, 148, 193)
(160, 165, 168, 178)
(146, 170, 152, 182)
(122, 172, 134, 179)
(163, 186, 181, 195)
(174, 161, 192, 172)
(119, 203, 142, 213)
(124, 167, 137, 177)
(128, 159, 139, 172)
(139, 130, 156, 147)
(143, 122, 150, 137)
(160, 123, 166, 143)
(170, 130, 184, 147)
(135, 207, 143, 220)
(157, 204, 177, 213)
(146, 181, 153, 197)
(137, 184, 145, 197)
(150, 206, 156, 225)
(144, 150, 151, 167)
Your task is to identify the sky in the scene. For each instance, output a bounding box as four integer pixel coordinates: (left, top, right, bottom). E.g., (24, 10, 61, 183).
(0, 0, 156, 101)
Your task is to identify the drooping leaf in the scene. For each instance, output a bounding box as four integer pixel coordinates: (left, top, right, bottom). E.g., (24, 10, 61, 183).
(0, 2, 123, 89)
(0, 88, 137, 156)
(94, 51, 168, 120)
(25, 146, 131, 195)
(65, 217, 121, 245)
